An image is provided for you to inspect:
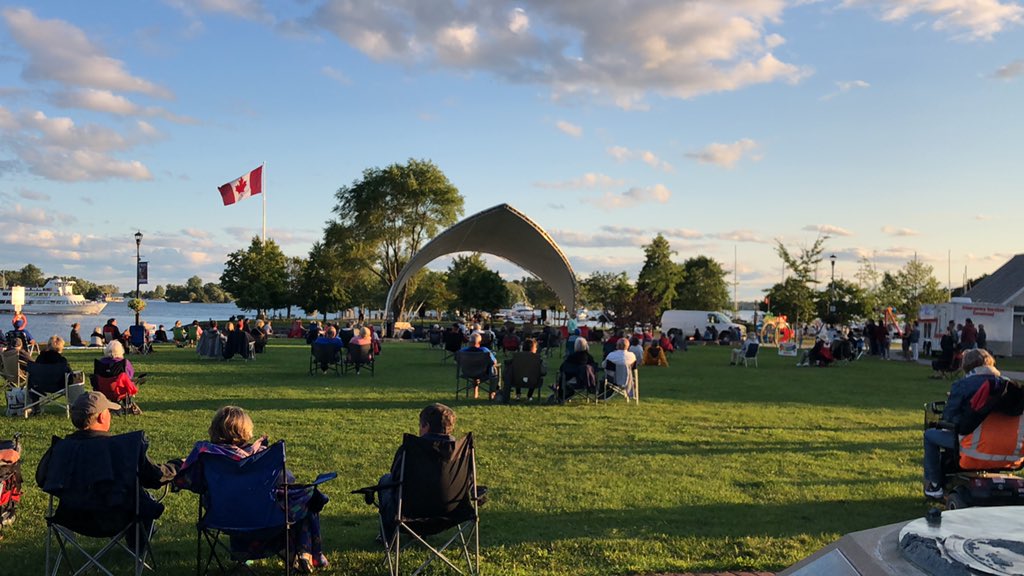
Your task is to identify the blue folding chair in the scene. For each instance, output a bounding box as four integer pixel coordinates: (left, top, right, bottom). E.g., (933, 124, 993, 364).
(193, 441, 335, 575)
(128, 325, 151, 355)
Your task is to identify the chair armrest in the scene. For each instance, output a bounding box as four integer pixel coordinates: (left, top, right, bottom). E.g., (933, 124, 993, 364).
(285, 471, 338, 489)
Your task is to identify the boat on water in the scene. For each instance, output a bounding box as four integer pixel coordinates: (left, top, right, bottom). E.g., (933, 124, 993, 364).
(0, 278, 108, 315)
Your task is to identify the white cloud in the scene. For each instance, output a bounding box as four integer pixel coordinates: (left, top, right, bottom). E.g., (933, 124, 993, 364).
(306, 1, 810, 107)
(0, 106, 153, 181)
(993, 59, 1024, 78)
(164, 0, 269, 19)
(533, 172, 624, 189)
(16, 189, 50, 201)
(555, 120, 583, 137)
(713, 229, 766, 243)
(841, 0, 1024, 40)
(820, 79, 870, 100)
(802, 224, 853, 236)
(590, 184, 672, 209)
(2, 8, 172, 98)
(606, 145, 673, 171)
(882, 225, 919, 236)
(686, 138, 759, 168)
(321, 65, 353, 85)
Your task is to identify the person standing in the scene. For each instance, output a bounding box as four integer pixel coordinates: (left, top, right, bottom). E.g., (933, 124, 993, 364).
(909, 321, 921, 362)
(977, 324, 988, 350)
(960, 318, 978, 350)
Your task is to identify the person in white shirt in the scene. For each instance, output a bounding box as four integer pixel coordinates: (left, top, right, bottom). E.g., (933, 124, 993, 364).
(730, 332, 759, 365)
(602, 338, 637, 398)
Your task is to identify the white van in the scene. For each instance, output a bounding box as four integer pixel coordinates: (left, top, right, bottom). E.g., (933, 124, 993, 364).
(660, 310, 745, 341)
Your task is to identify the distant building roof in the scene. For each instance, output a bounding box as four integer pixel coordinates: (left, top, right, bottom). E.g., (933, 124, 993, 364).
(964, 254, 1024, 305)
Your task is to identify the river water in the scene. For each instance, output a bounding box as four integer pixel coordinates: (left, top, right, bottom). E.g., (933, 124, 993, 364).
(10, 300, 273, 342)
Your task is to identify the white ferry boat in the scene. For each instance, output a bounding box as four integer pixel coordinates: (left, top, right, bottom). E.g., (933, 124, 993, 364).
(0, 278, 108, 315)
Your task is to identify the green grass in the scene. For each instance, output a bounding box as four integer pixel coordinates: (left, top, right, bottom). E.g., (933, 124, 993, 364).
(0, 340, 952, 575)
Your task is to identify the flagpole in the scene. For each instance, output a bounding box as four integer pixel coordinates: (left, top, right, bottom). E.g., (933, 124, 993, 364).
(262, 161, 267, 244)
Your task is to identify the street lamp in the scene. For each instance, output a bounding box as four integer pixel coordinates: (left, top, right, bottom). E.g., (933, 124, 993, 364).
(134, 231, 143, 326)
(829, 254, 837, 323)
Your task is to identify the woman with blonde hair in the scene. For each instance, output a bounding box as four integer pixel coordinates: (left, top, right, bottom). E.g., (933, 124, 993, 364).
(175, 406, 331, 572)
(36, 335, 73, 375)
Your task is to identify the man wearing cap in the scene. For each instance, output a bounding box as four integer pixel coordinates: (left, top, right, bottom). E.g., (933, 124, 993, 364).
(35, 392, 181, 538)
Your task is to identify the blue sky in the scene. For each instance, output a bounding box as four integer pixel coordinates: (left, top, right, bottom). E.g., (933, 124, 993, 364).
(1, 1, 1022, 301)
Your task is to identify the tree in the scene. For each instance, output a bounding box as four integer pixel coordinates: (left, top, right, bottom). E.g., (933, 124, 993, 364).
(0, 264, 46, 287)
(814, 278, 870, 325)
(285, 256, 307, 318)
(325, 158, 464, 320)
(775, 236, 827, 285)
(220, 237, 289, 316)
(518, 276, 560, 311)
(297, 242, 350, 319)
(579, 271, 633, 311)
(613, 290, 659, 329)
(673, 256, 730, 311)
(876, 258, 947, 317)
(446, 254, 510, 314)
(764, 278, 816, 323)
(636, 234, 681, 314)
(408, 270, 454, 318)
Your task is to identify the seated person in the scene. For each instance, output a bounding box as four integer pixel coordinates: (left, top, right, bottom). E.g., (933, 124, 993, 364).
(88, 326, 104, 348)
(730, 332, 758, 365)
(643, 343, 669, 367)
(553, 337, 597, 401)
(313, 326, 344, 372)
(69, 323, 85, 347)
(287, 320, 305, 339)
(8, 317, 34, 349)
(458, 333, 498, 397)
(99, 341, 146, 385)
(154, 325, 169, 343)
(187, 321, 203, 345)
(101, 318, 121, 344)
(35, 392, 180, 542)
(658, 331, 675, 353)
(351, 325, 373, 347)
(923, 349, 1010, 498)
(508, 338, 547, 401)
(376, 404, 458, 542)
(603, 338, 638, 397)
(36, 335, 73, 376)
(175, 406, 330, 572)
(222, 321, 255, 359)
(196, 321, 227, 358)
(628, 337, 644, 361)
(171, 321, 187, 346)
(250, 320, 269, 353)
(797, 337, 833, 367)
(304, 322, 322, 345)
(338, 322, 355, 346)
(691, 328, 702, 342)
(9, 338, 33, 365)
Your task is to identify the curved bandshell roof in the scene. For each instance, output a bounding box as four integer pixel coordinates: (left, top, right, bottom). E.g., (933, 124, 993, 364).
(385, 204, 577, 319)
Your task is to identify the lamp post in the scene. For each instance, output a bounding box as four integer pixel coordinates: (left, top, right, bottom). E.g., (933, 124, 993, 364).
(829, 254, 837, 324)
(134, 231, 143, 326)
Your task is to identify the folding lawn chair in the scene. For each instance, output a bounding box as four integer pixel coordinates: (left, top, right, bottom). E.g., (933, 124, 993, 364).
(188, 441, 336, 576)
(91, 359, 140, 415)
(128, 325, 151, 355)
(309, 343, 341, 376)
(455, 351, 499, 400)
(1, 349, 27, 388)
(352, 433, 482, 576)
(344, 343, 375, 376)
(502, 352, 544, 402)
(25, 362, 85, 418)
(601, 359, 639, 404)
(427, 329, 443, 349)
(0, 434, 22, 539)
(742, 342, 760, 367)
(442, 332, 464, 364)
(40, 431, 160, 576)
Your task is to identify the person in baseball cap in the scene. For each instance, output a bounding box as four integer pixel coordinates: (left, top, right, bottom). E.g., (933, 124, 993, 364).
(69, 391, 122, 430)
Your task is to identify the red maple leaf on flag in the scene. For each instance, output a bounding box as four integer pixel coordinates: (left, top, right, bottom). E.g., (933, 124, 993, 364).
(235, 177, 248, 195)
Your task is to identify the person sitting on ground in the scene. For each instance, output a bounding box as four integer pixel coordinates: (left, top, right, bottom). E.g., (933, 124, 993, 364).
(376, 404, 461, 543)
(313, 326, 344, 373)
(175, 406, 330, 572)
(36, 335, 73, 376)
(36, 391, 181, 544)
(101, 318, 121, 344)
(922, 349, 1013, 498)
(287, 320, 305, 339)
(658, 331, 675, 353)
(797, 337, 833, 367)
(250, 320, 269, 353)
(99, 341, 145, 385)
(154, 325, 168, 343)
(171, 320, 186, 346)
(643, 342, 669, 367)
(69, 323, 85, 347)
(730, 332, 759, 365)
(88, 326, 104, 348)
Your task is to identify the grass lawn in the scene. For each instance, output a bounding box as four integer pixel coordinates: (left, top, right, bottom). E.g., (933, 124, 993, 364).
(0, 339, 953, 575)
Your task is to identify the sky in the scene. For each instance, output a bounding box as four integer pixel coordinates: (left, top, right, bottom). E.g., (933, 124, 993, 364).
(1, 1, 1022, 303)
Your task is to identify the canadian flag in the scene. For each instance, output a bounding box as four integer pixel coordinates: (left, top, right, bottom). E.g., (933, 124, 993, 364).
(218, 165, 263, 206)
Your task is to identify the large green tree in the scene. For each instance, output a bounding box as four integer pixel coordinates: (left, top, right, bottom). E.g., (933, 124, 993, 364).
(579, 271, 633, 311)
(408, 270, 454, 319)
(815, 278, 871, 325)
(876, 258, 947, 317)
(673, 256, 730, 311)
(297, 242, 350, 319)
(773, 236, 827, 324)
(446, 254, 510, 314)
(325, 158, 464, 320)
(220, 237, 289, 316)
(764, 277, 816, 324)
(636, 234, 681, 314)
(517, 276, 560, 311)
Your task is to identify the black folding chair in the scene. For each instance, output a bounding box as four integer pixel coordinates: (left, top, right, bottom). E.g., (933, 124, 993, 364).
(503, 352, 544, 401)
(455, 351, 499, 400)
(40, 431, 159, 576)
(344, 343, 375, 376)
(25, 362, 85, 418)
(442, 332, 464, 364)
(309, 344, 342, 376)
(352, 433, 482, 576)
